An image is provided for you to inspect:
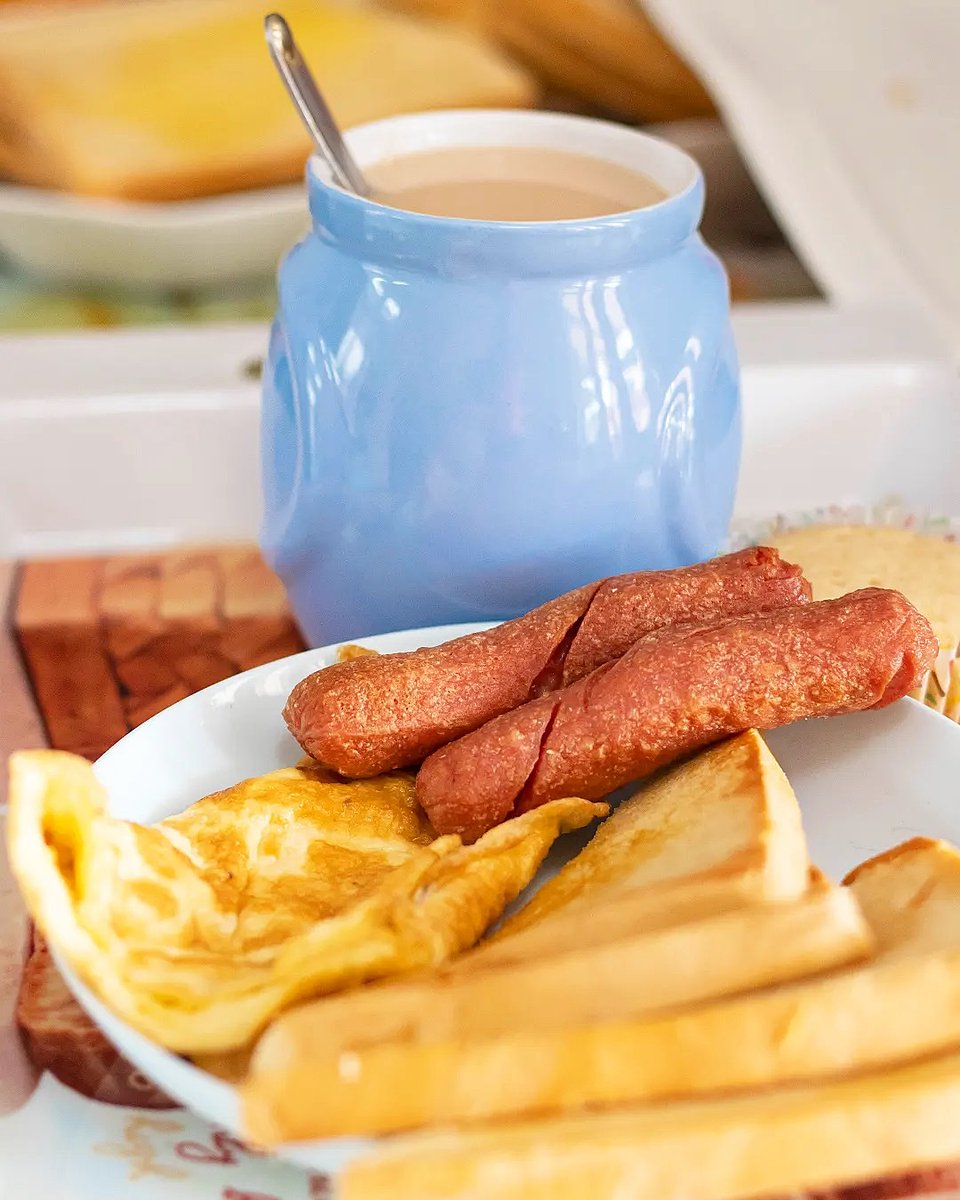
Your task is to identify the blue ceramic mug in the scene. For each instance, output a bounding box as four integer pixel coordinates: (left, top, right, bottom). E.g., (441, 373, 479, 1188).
(262, 109, 740, 645)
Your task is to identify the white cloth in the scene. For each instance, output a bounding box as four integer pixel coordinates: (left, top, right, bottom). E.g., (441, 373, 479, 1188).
(643, 0, 960, 352)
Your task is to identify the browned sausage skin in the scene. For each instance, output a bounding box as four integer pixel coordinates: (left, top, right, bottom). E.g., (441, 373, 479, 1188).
(416, 588, 938, 842)
(284, 548, 811, 777)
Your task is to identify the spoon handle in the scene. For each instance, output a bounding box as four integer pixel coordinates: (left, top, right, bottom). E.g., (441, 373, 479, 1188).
(264, 12, 370, 197)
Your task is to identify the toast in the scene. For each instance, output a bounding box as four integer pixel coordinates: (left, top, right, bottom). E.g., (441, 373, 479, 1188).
(0, 0, 535, 201)
(844, 836, 960, 953)
(242, 874, 872, 1140)
(339, 1050, 960, 1200)
(481, 729, 809, 964)
(241, 840, 960, 1139)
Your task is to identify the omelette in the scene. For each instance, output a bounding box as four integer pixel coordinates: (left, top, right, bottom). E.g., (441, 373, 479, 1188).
(7, 751, 602, 1055)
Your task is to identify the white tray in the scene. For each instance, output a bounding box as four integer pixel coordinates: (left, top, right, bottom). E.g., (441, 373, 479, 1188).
(0, 302, 956, 559)
(2, 301, 960, 1197)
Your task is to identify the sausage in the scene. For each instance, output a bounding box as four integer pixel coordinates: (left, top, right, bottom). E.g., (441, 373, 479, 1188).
(416, 588, 938, 841)
(284, 548, 812, 777)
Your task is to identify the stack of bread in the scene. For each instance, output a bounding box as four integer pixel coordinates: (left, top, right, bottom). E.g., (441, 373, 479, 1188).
(222, 731, 960, 1199)
(176, 730, 959, 1200)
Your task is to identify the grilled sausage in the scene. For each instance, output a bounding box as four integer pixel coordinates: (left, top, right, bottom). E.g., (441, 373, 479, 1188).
(416, 588, 937, 841)
(285, 548, 811, 776)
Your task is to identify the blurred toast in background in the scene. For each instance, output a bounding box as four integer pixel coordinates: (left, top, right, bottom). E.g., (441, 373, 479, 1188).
(0, 0, 713, 204)
(0, 0, 535, 200)
(376, 0, 715, 122)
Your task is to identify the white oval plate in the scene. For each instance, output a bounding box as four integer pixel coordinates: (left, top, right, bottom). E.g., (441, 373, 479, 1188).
(51, 621, 960, 1172)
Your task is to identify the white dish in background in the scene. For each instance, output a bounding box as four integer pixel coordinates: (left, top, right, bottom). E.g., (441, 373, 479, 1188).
(0, 182, 308, 289)
(44, 620, 960, 1174)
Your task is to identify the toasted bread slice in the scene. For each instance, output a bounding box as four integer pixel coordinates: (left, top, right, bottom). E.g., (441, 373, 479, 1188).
(241, 874, 871, 1141)
(242, 840, 960, 1140)
(17, 933, 173, 1108)
(844, 837, 960, 954)
(339, 1050, 960, 1200)
(483, 730, 809, 965)
(0, 0, 535, 201)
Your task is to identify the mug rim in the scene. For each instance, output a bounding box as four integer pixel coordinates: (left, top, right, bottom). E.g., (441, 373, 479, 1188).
(309, 108, 702, 232)
(302, 109, 706, 275)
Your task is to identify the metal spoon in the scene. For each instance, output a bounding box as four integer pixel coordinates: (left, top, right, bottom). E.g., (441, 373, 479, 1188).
(264, 12, 371, 197)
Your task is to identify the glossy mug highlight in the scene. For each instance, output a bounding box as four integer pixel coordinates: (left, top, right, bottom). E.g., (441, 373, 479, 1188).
(261, 110, 740, 645)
